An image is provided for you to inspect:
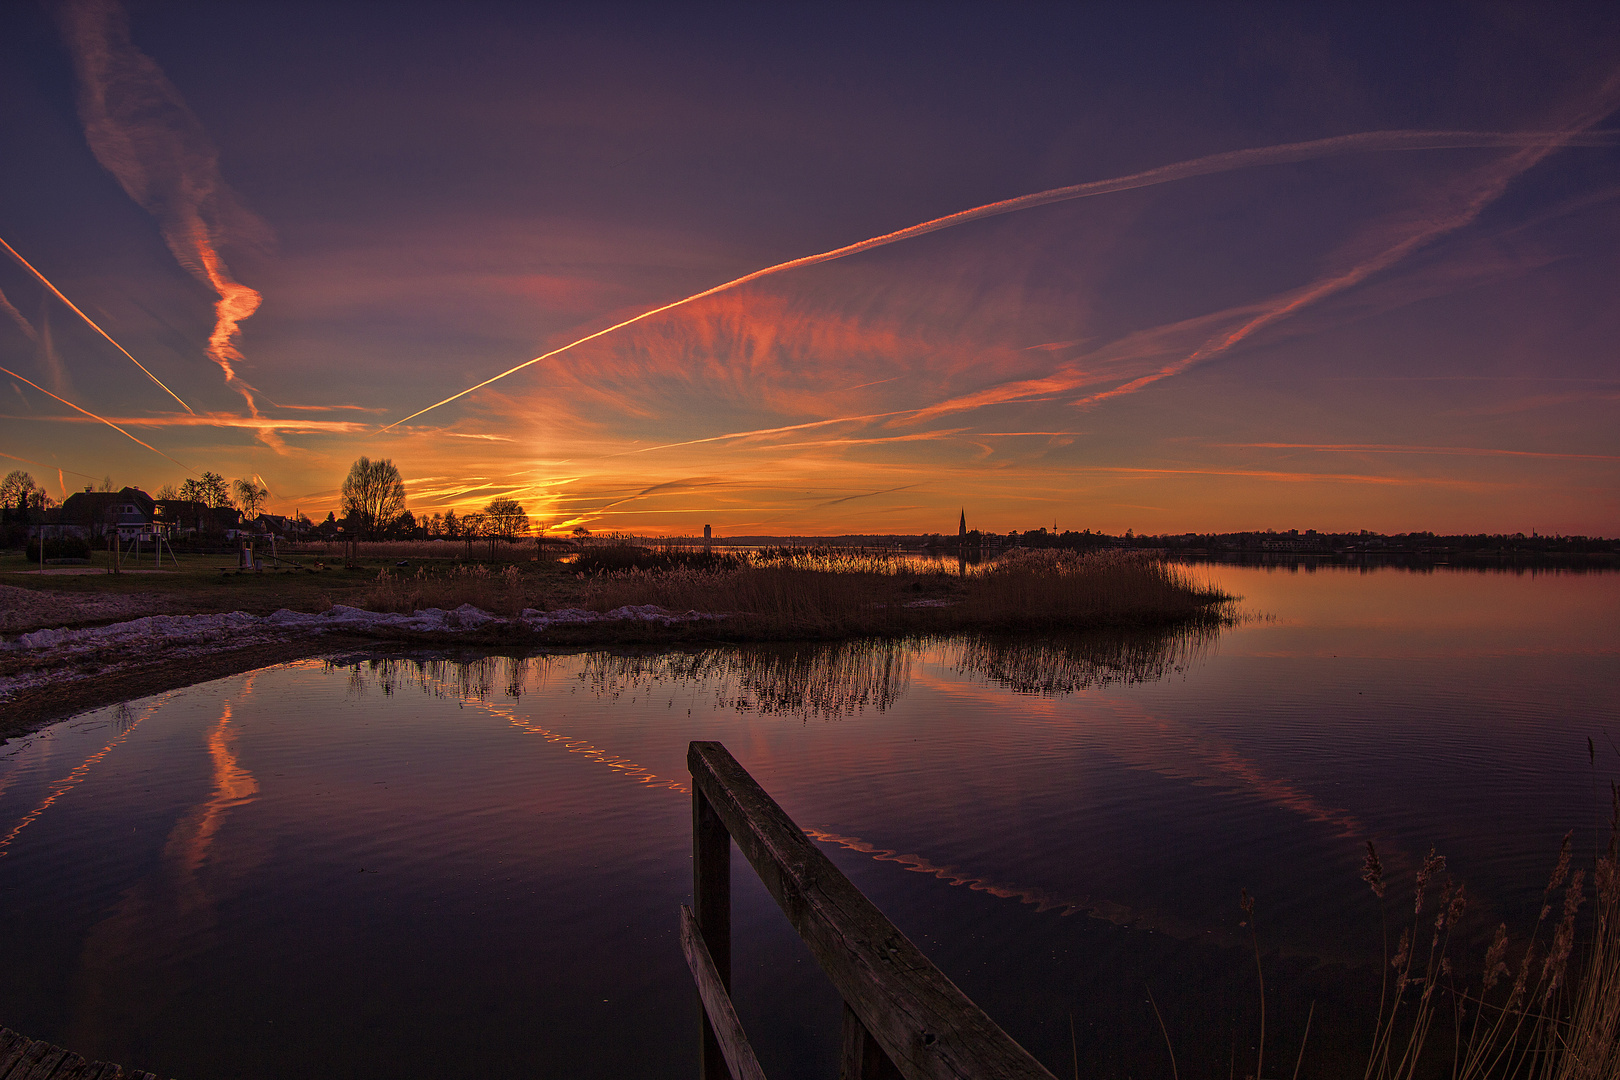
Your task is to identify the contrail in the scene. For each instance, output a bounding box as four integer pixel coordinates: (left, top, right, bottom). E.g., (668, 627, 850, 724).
(0, 233, 193, 411)
(59, 0, 270, 419)
(0, 450, 102, 484)
(384, 127, 1615, 430)
(1070, 74, 1620, 409)
(618, 409, 923, 455)
(0, 363, 192, 471)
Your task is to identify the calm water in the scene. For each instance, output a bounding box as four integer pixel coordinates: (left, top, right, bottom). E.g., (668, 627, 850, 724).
(0, 565, 1615, 1078)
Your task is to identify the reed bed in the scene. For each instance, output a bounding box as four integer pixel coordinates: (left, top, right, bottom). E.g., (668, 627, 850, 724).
(1218, 790, 1620, 1080)
(283, 539, 546, 561)
(1349, 790, 1620, 1080)
(359, 562, 538, 615)
(581, 547, 1229, 637)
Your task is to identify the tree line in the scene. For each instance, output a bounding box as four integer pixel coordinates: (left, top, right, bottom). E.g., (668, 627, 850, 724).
(338, 456, 531, 542)
(3, 459, 538, 545)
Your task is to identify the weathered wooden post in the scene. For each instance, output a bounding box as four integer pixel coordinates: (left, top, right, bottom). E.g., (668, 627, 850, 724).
(693, 782, 732, 1080)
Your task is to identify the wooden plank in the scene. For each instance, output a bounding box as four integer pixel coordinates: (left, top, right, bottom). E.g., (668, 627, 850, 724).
(3, 1042, 64, 1080)
(679, 905, 769, 1080)
(688, 742, 1058, 1080)
(0, 1030, 167, 1080)
(29, 1055, 87, 1080)
(841, 1002, 904, 1080)
(694, 786, 732, 1080)
(0, 1031, 32, 1078)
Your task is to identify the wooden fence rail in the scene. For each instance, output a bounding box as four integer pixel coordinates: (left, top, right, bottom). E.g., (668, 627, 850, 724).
(682, 741, 1058, 1080)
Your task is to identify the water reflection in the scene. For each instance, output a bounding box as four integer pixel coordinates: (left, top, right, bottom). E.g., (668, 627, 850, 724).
(332, 626, 1209, 722)
(946, 625, 1218, 696)
(70, 679, 264, 1053)
(336, 653, 555, 701)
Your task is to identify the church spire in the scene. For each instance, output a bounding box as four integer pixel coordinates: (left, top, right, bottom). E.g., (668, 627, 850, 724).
(959, 509, 966, 538)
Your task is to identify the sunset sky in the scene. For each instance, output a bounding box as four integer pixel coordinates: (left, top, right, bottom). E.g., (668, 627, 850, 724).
(1, 2, 1617, 536)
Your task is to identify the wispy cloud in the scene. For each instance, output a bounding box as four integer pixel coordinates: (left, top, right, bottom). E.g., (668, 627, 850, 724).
(58, 0, 271, 419)
(1067, 74, 1620, 409)
(0, 284, 36, 341)
(1221, 442, 1620, 461)
(385, 127, 1610, 429)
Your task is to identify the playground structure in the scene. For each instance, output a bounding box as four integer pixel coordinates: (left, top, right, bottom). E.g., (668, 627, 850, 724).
(108, 527, 180, 573)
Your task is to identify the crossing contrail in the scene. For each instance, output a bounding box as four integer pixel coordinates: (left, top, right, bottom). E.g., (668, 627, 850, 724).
(0, 363, 192, 471)
(383, 127, 1615, 431)
(0, 233, 193, 412)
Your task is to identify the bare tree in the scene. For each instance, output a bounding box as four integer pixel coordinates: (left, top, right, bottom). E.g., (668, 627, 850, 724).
(483, 497, 529, 542)
(340, 457, 406, 540)
(179, 471, 233, 508)
(234, 478, 269, 519)
(1, 470, 38, 509)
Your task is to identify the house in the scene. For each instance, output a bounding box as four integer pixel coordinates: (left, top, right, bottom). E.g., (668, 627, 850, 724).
(151, 499, 242, 538)
(56, 487, 155, 540)
(255, 513, 291, 537)
(154, 499, 211, 537)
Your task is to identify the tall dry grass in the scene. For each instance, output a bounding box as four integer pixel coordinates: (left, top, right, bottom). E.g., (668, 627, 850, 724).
(360, 563, 537, 615)
(1354, 788, 1619, 1080)
(284, 539, 546, 561)
(580, 548, 1228, 637)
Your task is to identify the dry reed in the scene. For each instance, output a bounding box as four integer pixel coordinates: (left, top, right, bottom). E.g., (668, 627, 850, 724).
(580, 548, 1228, 637)
(1358, 783, 1620, 1080)
(360, 563, 537, 615)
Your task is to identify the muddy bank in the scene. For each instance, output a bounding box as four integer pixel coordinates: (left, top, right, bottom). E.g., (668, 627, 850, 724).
(0, 635, 369, 743)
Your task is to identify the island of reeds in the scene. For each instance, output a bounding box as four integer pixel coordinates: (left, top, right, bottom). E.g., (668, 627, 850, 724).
(356, 546, 1234, 641)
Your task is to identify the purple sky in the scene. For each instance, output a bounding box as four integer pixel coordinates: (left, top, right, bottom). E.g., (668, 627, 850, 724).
(2, 1, 1617, 535)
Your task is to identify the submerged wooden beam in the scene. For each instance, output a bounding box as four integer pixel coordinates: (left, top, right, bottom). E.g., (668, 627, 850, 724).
(687, 741, 1058, 1080)
(679, 905, 769, 1080)
(0, 1027, 166, 1080)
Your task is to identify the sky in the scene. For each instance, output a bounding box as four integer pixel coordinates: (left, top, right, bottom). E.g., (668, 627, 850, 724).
(1, 1, 1618, 537)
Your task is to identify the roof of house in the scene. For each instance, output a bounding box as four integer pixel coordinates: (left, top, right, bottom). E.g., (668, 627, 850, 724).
(58, 487, 154, 526)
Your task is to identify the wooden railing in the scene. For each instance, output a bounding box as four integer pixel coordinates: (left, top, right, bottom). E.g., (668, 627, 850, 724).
(681, 741, 1058, 1080)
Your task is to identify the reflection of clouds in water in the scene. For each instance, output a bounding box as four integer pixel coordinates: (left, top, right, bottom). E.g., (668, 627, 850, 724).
(472, 699, 689, 793)
(70, 680, 265, 1050)
(321, 632, 1272, 941)
(0, 696, 169, 859)
(945, 626, 1219, 697)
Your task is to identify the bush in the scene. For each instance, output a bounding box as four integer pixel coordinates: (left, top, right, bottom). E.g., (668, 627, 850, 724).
(25, 535, 92, 561)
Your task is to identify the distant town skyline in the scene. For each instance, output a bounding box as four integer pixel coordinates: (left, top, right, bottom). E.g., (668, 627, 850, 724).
(2, 2, 1618, 536)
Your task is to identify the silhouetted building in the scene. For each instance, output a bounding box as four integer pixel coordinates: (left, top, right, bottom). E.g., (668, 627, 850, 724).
(57, 487, 154, 540)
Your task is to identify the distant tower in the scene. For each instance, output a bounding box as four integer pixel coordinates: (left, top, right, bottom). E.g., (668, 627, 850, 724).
(959, 509, 966, 541)
(703, 523, 712, 551)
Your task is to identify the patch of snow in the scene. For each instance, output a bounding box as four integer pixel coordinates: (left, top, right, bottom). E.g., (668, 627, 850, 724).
(4, 602, 729, 652)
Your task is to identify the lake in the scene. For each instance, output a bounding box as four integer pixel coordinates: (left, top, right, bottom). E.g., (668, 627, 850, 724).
(1, 564, 1615, 1078)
